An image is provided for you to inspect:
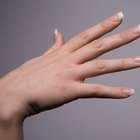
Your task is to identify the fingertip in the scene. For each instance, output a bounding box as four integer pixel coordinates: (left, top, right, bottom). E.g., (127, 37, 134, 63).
(99, 12, 124, 35)
(53, 29, 65, 47)
(114, 87, 135, 99)
(122, 88, 135, 96)
(57, 31, 65, 46)
(117, 11, 124, 20)
(109, 11, 124, 23)
(54, 29, 58, 41)
(54, 29, 58, 37)
(53, 29, 59, 43)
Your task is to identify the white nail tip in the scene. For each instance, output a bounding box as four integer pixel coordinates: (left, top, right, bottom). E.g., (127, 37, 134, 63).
(123, 88, 135, 96)
(130, 89, 135, 95)
(117, 11, 124, 20)
(137, 25, 140, 32)
(54, 29, 58, 36)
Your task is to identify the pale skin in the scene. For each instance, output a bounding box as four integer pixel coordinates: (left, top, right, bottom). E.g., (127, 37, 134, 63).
(1, 12, 140, 140)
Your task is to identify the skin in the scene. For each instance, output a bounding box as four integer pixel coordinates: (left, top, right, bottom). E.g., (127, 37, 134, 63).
(0, 13, 140, 140)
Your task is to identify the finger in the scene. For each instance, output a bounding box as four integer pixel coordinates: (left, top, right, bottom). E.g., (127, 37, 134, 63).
(76, 83, 135, 99)
(77, 57, 140, 78)
(44, 29, 65, 55)
(64, 12, 124, 52)
(71, 25, 140, 64)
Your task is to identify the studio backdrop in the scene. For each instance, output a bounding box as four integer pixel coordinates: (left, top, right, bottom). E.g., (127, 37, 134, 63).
(1, 0, 140, 140)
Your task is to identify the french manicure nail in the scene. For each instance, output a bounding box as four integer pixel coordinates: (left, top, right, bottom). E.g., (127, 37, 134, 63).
(137, 25, 140, 33)
(129, 89, 135, 95)
(54, 29, 58, 37)
(113, 11, 124, 22)
(132, 25, 140, 34)
(134, 56, 140, 63)
(123, 88, 135, 96)
(117, 11, 124, 20)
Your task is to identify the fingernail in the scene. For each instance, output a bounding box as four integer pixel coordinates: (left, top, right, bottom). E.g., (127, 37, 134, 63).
(137, 25, 140, 32)
(54, 29, 58, 37)
(123, 88, 135, 96)
(134, 56, 140, 63)
(117, 11, 124, 20)
(132, 25, 140, 34)
(113, 11, 124, 22)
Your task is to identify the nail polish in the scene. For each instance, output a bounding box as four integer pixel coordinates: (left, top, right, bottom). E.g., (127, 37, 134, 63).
(123, 88, 135, 96)
(132, 25, 140, 34)
(113, 11, 124, 22)
(134, 56, 140, 63)
(137, 25, 140, 32)
(54, 29, 58, 37)
(129, 89, 135, 95)
(117, 11, 124, 20)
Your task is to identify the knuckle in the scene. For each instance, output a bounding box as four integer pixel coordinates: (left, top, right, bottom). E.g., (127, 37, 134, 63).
(93, 85, 102, 95)
(95, 60, 106, 71)
(120, 58, 128, 68)
(110, 87, 117, 98)
(92, 39, 103, 50)
(119, 30, 130, 41)
(100, 21, 109, 30)
(78, 31, 90, 41)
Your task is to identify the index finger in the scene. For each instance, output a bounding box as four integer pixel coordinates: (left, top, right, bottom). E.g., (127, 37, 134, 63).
(64, 12, 124, 52)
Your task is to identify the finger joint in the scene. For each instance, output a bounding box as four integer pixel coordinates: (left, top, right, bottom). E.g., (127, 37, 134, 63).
(78, 31, 90, 42)
(95, 60, 106, 71)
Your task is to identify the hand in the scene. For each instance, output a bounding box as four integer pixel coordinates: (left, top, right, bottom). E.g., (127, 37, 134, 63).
(1, 12, 140, 121)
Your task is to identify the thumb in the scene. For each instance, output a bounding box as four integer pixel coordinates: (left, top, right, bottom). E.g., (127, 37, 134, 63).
(44, 29, 65, 56)
(53, 29, 65, 48)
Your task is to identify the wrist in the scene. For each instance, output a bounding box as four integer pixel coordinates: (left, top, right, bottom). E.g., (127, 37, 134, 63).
(0, 78, 25, 125)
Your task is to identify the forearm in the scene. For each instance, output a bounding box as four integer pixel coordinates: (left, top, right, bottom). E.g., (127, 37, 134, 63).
(0, 121, 23, 140)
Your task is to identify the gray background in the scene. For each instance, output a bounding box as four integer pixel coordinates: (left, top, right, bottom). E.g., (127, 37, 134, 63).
(1, 0, 140, 140)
